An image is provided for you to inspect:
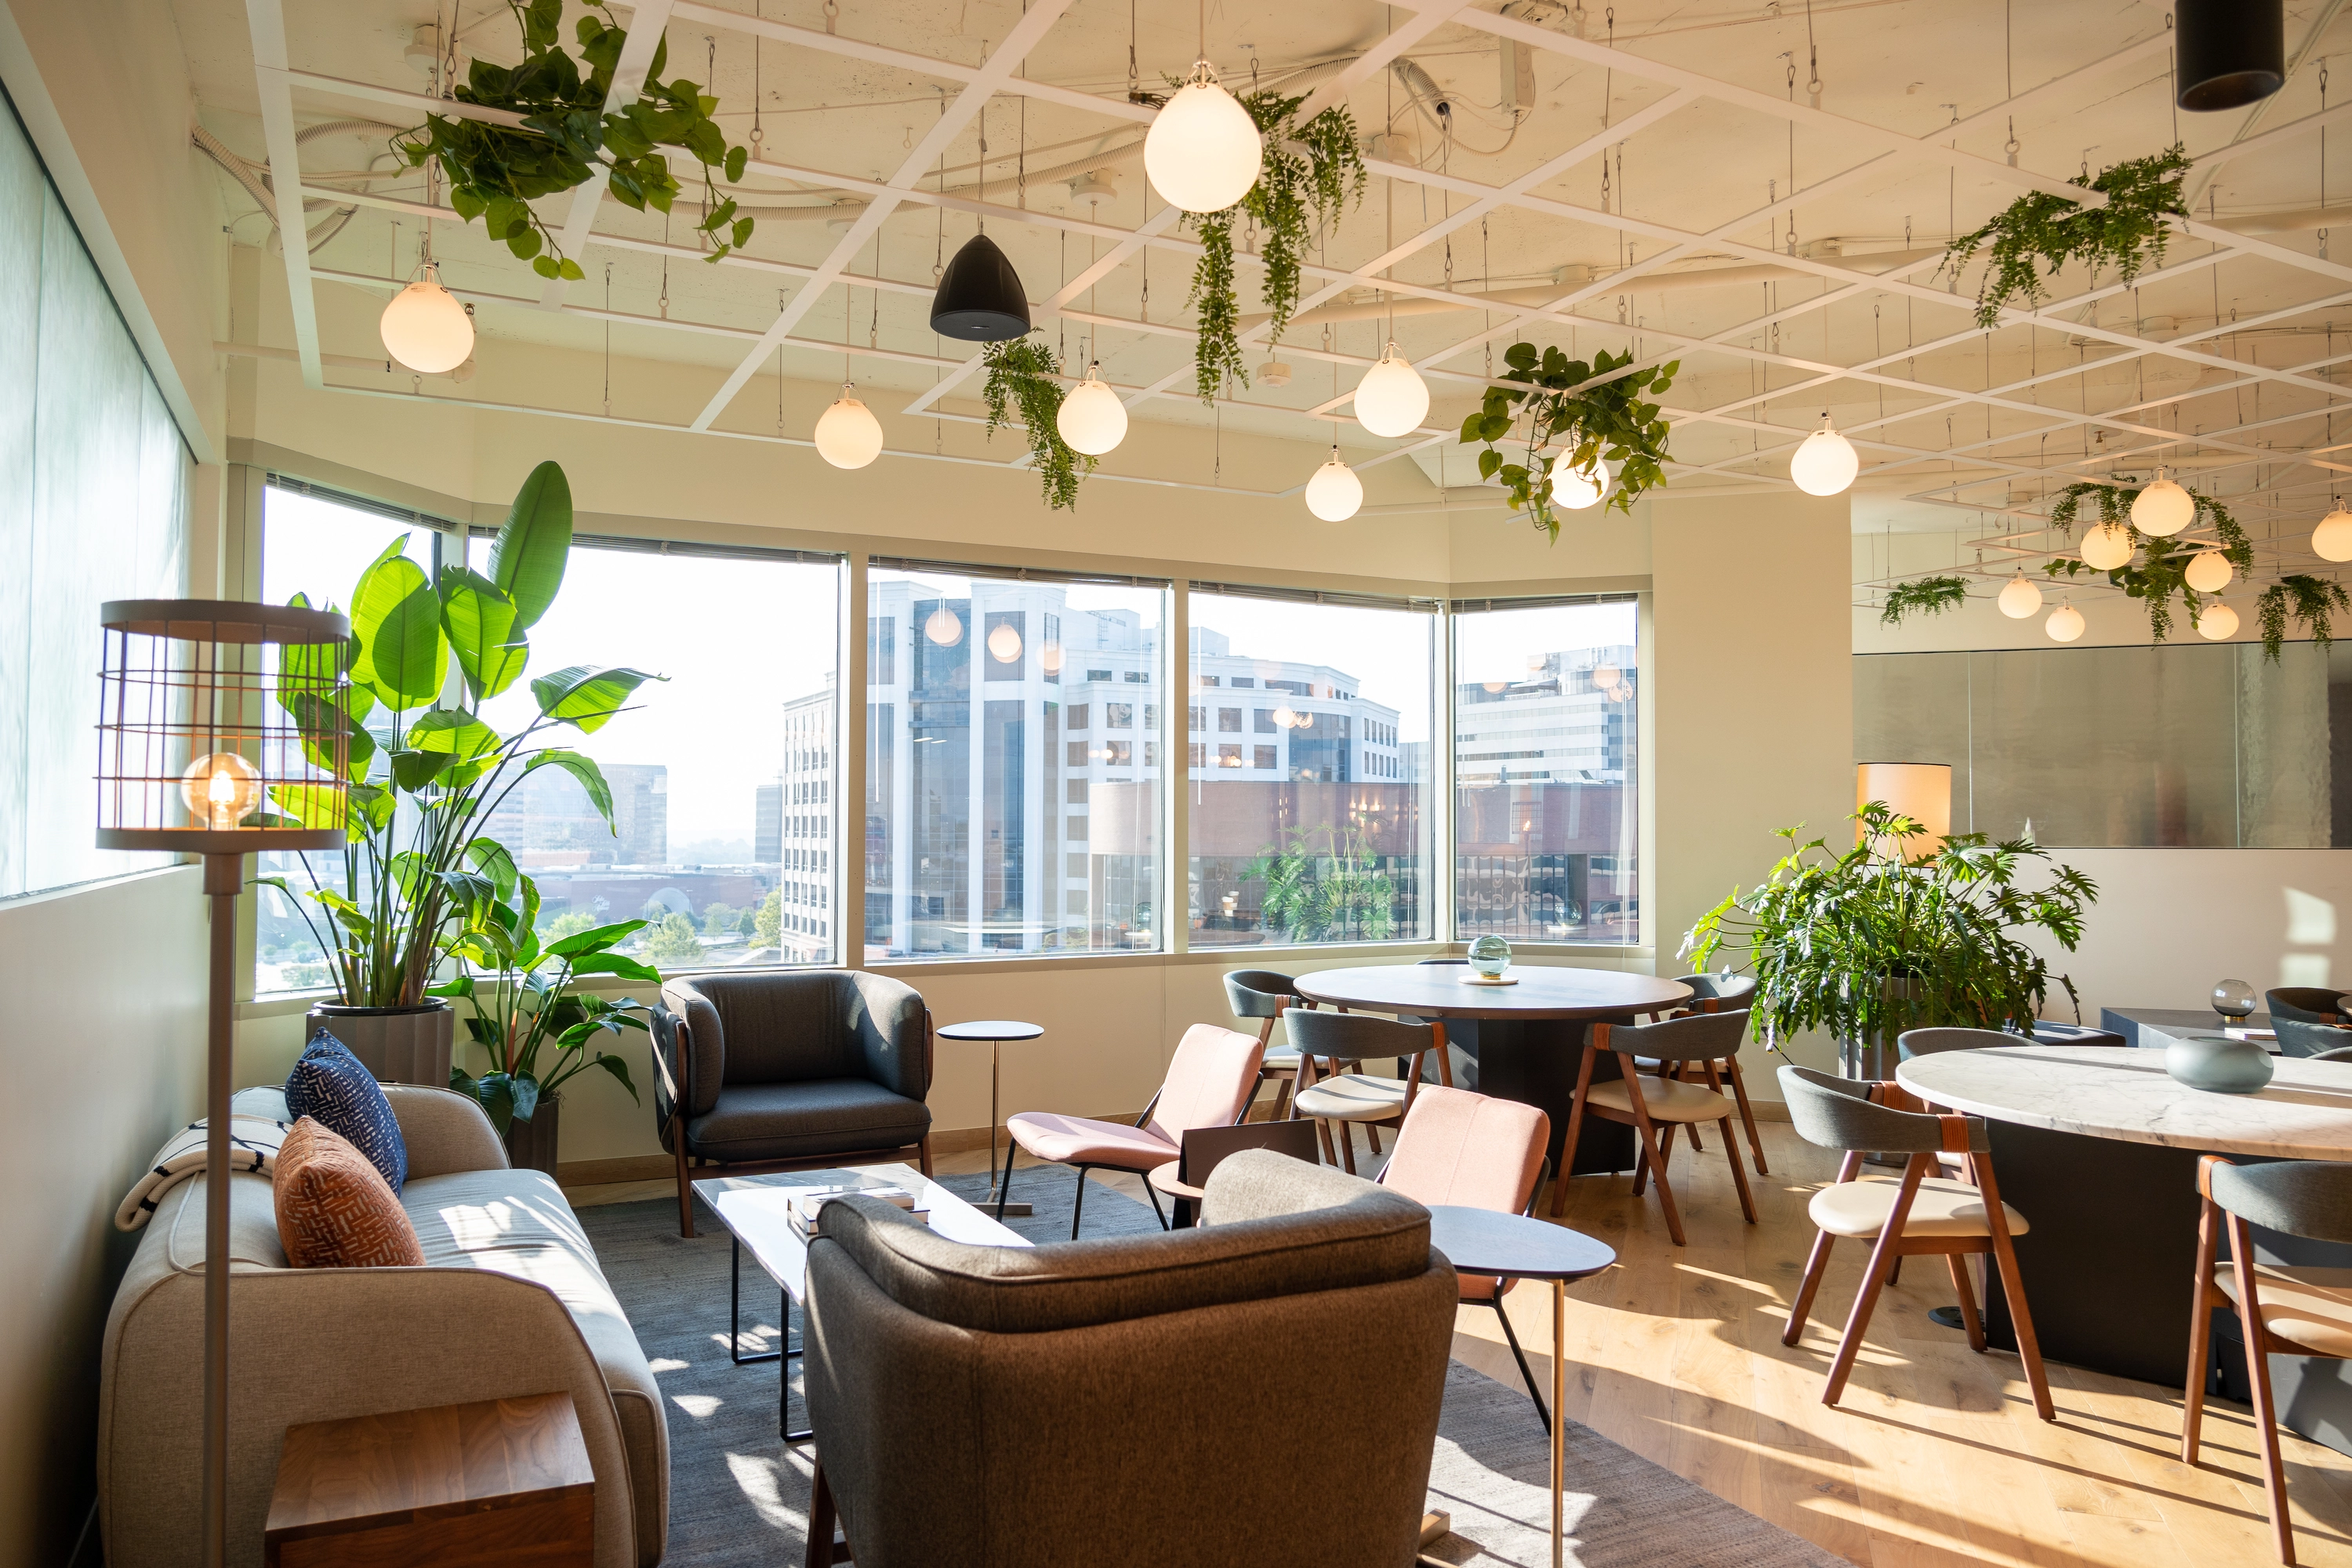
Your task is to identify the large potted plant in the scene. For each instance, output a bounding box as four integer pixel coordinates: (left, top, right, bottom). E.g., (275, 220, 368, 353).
(1682, 801, 2097, 1077)
(259, 459, 655, 1084)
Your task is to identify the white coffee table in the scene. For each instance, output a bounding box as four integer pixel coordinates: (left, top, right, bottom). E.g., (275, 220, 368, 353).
(692, 1162, 1033, 1441)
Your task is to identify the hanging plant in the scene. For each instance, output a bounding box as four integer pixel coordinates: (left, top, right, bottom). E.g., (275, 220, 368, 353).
(1456, 343, 1678, 539)
(1184, 89, 1367, 403)
(2257, 576, 2352, 662)
(397, 0, 753, 280)
(981, 336, 1091, 511)
(1880, 576, 1969, 626)
(1942, 144, 2189, 329)
(2042, 481, 2252, 643)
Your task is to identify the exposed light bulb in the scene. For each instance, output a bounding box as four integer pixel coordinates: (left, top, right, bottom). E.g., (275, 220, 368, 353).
(2131, 472, 2195, 537)
(1304, 446, 1363, 521)
(379, 261, 474, 374)
(2045, 602, 2086, 643)
(2198, 601, 2240, 641)
(1551, 454, 1611, 511)
(2079, 521, 2135, 572)
(1142, 61, 1263, 214)
(1789, 412, 1860, 495)
(1055, 366, 1127, 455)
(2315, 501, 2352, 562)
(814, 383, 884, 469)
(1354, 342, 1430, 438)
(1997, 572, 2044, 619)
(986, 622, 1022, 662)
(180, 751, 263, 832)
(2184, 550, 2234, 593)
(923, 605, 964, 645)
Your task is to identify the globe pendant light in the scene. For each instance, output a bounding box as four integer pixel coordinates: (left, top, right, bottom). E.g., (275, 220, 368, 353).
(1355, 342, 1430, 437)
(2176, 0, 2283, 112)
(924, 604, 964, 645)
(2185, 549, 2234, 593)
(1997, 571, 2044, 619)
(2130, 470, 2195, 536)
(1055, 363, 1127, 455)
(1304, 445, 1363, 521)
(2045, 601, 2086, 643)
(930, 231, 1031, 342)
(814, 383, 884, 469)
(2315, 499, 2352, 561)
(1143, 60, 1263, 214)
(986, 622, 1023, 662)
(2198, 600, 2241, 640)
(379, 260, 474, 373)
(1789, 411, 1859, 496)
(2079, 521, 2135, 571)
(1551, 455, 1611, 511)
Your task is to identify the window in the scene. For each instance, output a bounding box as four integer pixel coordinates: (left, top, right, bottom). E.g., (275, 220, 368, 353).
(1189, 705, 1206, 731)
(868, 563, 1164, 956)
(1106, 702, 1133, 728)
(1189, 742, 1207, 768)
(1189, 590, 1432, 946)
(1454, 596, 1639, 945)
(1105, 740, 1131, 767)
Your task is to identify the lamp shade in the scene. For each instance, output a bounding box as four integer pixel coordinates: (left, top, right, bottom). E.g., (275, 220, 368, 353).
(2315, 504, 2352, 561)
(987, 622, 1022, 662)
(2176, 0, 2284, 111)
(1055, 368, 1127, 455)
(1857, 761, 1951, 859)
(1354, 343, 1430, 437)
(379, 262, 474, 374)
(2079, 521, 2135, 571)
(929, 233, 1032, 342)
(2198, 601, 2240, 640)
(1304, 448, 1363, 521)
(2131, 475, 2195, 536)
(1143, 65, 1263, 214)
(1552, 455, 1610, 510)
(1998, 572, 2044, 619)
(924, 604, 964, 645)
(2046, 602, 2086, 642)
(1790, 416, 1859, 495)
(2185, 550, 2234, 592)
(814, 388, 884, 469)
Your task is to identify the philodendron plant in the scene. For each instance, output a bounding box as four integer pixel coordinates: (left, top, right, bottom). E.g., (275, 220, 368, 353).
(258, 459, 660, 1011)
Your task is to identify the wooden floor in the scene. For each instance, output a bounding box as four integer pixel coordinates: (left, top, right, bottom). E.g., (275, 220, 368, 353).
(571, 1124, 2352, 1566)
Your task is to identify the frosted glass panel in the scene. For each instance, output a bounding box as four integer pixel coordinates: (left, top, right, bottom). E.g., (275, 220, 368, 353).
(0, 96, 42, 897)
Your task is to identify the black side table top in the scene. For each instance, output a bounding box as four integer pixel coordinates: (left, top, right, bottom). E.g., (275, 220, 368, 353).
(937, 1020, 1045, 1042)
(1426, 1205, 1617, 1282)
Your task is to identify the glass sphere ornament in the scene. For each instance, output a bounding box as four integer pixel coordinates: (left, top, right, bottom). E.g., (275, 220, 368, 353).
(379, 261, 474, 374)
(2314, 502, 2352, 562)
(1997, 572, 2044, 619)
(1142, 61, 1262, 214)
(2184, 550, 2234, 593)
(1354, 343, 1430, 437)
(2078, 521, 2135, 571)
(2197, 601, 2239, 640)
(1303, 447, 1363, 521)
(2045, 602, 2086, 643)
(1468, 935, 1513, 978)
(1789, 412, 1859, 496)
(814, 384, 884, 469)
(2211, 978, 2258, 1020)
(2130, 473, 2195, 536)
(180, 751, 263, 832)
(1550, 455, 1610, 511)
(1054, 365, 1127, 455)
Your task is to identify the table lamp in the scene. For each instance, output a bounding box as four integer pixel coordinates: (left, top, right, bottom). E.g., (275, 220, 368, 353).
(96, 600, 351, 1568)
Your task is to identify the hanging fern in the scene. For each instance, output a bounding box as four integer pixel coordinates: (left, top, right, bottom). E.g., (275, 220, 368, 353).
(2042, 481, 2252, 644)
(981, 337, 1092, 511)
(1943, 145, 2190, 329)
(2256, 576, 2352, 662)
(1456, 343, 1677, 539)
(1880, 576, 1970, 626)
(1184, 89, 1367, 403)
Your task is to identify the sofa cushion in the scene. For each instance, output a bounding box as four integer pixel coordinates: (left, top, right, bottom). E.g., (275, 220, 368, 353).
(274, 1117, 426, 1268)
(686, 1078, 930, 1163)
(285, 1029, 408, 1192)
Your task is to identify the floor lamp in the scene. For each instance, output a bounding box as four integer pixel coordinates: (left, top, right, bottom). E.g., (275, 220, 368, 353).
(96, 600, 350, 1568)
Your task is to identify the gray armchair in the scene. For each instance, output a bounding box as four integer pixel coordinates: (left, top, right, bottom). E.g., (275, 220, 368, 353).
(654, 970, 934, 1236)
(800, 1151, 1457, 1568)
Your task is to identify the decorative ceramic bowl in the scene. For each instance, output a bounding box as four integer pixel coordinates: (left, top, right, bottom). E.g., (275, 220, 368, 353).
(2166, 1033, 2274, 1094)
(1468, 935, 1512, 979)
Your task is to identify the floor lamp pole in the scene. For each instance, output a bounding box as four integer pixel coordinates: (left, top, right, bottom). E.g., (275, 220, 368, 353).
(201, 851, 239, 1568)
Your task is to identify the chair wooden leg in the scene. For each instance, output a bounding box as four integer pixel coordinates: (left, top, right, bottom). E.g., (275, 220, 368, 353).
(1945, 1250, 1987, 1351)
(1269, 1076, 1294, 1121)
(1365, 1120, 1382, 1156)
(806, 1459, 836, 1568)
(1627, 1102, 1686, 1246)
(1824, 1154, 1931, 1407)
(1549, 1043, 1600, 1218)
(1975, 1158, 2056, 1422)
(916, 1132, 935, 1178)
(1725, 1056, 1770, 1175)
(1719, 1111, 1759, 1225)
(2231, 1211, 2299, 1563)
(1336, 1120, 1359, 1175)
(673, 1117, 695, 1239)
(2183, 1193, 2223, 1464)
(1784, 1229, 1835, 1346)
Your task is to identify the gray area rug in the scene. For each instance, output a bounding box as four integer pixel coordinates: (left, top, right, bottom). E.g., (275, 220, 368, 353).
(579, 1173, 1842, 1567)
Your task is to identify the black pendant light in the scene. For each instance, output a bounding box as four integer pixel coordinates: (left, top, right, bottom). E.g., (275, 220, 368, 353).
(2176, 0, 2284, 112)
(930, 232, 1031, 342)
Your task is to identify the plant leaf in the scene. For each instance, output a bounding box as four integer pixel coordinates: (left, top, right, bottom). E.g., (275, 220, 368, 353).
(438, 565, 530, 701)
(529, 664, 659, 732)
(491, 460, 575, 630)
(350, 549, 447, 707)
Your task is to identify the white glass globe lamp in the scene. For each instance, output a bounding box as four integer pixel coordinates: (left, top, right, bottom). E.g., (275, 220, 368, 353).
(1354, 343, 1430, 438)
(1304, 446, 1363, 521)
(1789, 412, 1860, 496)
(2131, 471, 2195, 536)
(923, 605, 964, 646)
(2314, 500, 2352, 562)
(379, 261, 474, 374)
(1997, 572, 2044, 619)
(1550, 454, 1611, 511)
(2198, 601, 2240, 641)
(2045, 602, 2086, 643)
(986, 622, 1022, 662)
(2184, 550, 2234, 593)
(1142, 61, 1263, 215)
(814, 383, 884, 469)
(1055, 365, 1127, 456)
(2078, 521, 2135, 572)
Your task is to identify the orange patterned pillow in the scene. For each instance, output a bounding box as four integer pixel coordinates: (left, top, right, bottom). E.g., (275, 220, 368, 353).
(274, 1116, 425, 1268)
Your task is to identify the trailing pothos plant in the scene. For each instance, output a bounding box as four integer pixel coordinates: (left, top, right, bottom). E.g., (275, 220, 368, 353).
(981, 336, 1091, 510)
(1183, 89, 1367, 402)
(1457, 343, 1678, 539)
(1943, 144, 2190, 329)
(434, 862, 654, 1134)
(2042, 481, 2252, 643)
(2257, 576, 2352, 661)
(256, 460, 661, 1009)
(1880, 575, 1969, 626)
(396, 0, 753, 279)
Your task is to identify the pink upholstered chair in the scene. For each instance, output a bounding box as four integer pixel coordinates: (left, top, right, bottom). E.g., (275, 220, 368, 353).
(1378, 1083, 1555, 1431)
(999, 1023, 1265, 1238)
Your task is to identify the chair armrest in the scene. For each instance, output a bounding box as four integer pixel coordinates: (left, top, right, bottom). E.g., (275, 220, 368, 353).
(850, 973, 932, 1102)
(383, 1083, 510, 1177)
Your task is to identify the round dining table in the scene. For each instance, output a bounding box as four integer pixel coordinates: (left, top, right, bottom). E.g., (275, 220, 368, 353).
(1896, 1044, 2352, 1440)
(1292, 964, 1692, 1181)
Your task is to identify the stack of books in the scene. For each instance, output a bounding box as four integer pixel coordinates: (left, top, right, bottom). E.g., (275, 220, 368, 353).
(784, 1185, 927, 1240)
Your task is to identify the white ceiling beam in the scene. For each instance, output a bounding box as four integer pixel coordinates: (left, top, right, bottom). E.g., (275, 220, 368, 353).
(285, 67, 531, 129)
(246, 0, 323, 387)
(539, 0, 676, 307)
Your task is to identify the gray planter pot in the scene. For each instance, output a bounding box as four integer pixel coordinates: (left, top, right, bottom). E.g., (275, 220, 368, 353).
(306, 1002, 455, 1087)
(503, 1092, 561, 1178)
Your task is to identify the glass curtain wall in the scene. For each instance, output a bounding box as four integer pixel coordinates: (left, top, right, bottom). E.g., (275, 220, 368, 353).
(1186, 588, 1435, 947)
(1451, 596, 1642, 943)
(866, 562, 1166, 959)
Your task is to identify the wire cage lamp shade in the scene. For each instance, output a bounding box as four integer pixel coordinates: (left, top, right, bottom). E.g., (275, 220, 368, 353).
(96, 599, 353, 854)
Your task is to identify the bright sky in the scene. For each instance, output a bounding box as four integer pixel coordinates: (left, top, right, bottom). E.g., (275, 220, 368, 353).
(1189, 594, 1436, 742)
(1452, 600, 1639, 688)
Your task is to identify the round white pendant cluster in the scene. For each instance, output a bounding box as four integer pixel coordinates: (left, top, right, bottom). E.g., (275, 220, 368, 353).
(1144, 60, 1264, 215)
(1552, 455, 1612, 511)
(815, 383, 885, 470)
(379, 262, 474, 374)
(2315, 500, 2352, 561)
(1997, 572, 2043, 619)
(2185, 550, 2234, 593)
(1790, 413, 1859, 496)
(2078, 521, 2135, 572)
(2045, 602, 2086, 643)
(1056, 364, 1127, 456)
(2198, 601, 2240, 640)
(2131, 471, 2194, 536)
(1354, 343, 1430, 438)
(1305, 448, 1364, 521)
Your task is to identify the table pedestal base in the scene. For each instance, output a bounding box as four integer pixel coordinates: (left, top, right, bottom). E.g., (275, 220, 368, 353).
(1474, 1018, 1639, 1179)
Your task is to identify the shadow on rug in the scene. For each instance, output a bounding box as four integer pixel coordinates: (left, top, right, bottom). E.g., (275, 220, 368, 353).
(577, 1173, 1844, 1567)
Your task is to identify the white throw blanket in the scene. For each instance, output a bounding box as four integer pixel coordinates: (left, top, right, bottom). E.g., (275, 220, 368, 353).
(114, 1087, 295, 1232)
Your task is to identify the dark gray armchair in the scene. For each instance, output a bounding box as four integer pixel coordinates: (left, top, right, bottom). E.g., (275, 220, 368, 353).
(653, 970, 934, 1236)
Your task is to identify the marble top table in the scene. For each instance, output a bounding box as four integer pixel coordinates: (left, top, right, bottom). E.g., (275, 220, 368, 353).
(1293, 964, 1690, 1020)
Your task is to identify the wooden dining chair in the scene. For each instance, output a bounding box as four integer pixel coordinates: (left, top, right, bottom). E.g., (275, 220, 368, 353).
(1286, 1009, 1450, 1176)
(1223, 969, 1316, 1119)
(1777, 1065, 2055, 1419)
(1551, 1010, 1758, 1242)
(2182, 1156, 2352, 1564)
(1642, 975, 1767, 1177)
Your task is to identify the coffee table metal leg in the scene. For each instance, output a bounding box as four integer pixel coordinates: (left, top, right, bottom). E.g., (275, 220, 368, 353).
(779, 1283, 811, 1445)
(1552, 1279, 1566, 1568)
(730, 1235, 782, 1366)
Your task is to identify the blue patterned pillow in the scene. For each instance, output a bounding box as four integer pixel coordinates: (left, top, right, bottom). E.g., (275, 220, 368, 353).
(284, 1029, 408, 1194)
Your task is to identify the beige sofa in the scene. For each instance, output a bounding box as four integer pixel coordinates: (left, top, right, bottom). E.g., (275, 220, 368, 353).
(97, 1083, 667, 1568)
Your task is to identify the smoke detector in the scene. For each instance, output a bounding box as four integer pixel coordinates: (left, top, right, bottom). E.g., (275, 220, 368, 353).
(1068, 170, 1119, 207)
(1552, 263, 1599, 287)
(403, 24, 444, 76)
(1258, 359, 1293, 387)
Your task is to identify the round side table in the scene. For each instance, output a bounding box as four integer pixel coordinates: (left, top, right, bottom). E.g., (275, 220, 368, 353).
(1147, 1160, 1205, 1228)
(938, 1020, 1044, 1217)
